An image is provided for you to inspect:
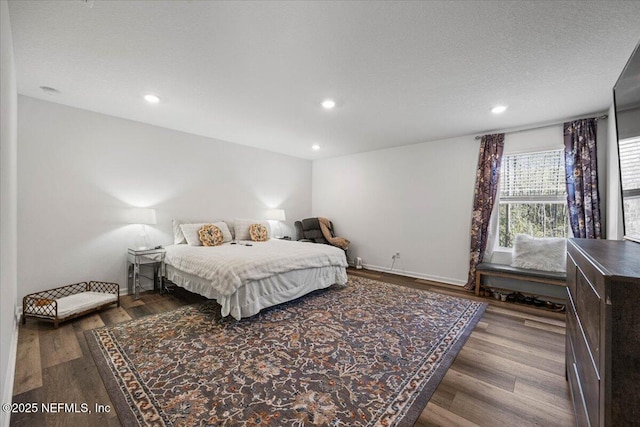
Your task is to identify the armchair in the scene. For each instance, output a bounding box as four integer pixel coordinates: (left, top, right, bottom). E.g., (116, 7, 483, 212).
(294, 217, 349, 250)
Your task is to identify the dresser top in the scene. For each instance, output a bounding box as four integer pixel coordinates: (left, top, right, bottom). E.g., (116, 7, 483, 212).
(569, 239, 640, 280)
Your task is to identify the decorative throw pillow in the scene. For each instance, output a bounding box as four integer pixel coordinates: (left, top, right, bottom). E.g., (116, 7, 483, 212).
(511, 234, 567, 272)
(212, 222, 233, 242)
(234, 218, 270, 240)
(199, 224, 224, 246)
(179, 221, 233, 245)
(249, 223, 268, 242)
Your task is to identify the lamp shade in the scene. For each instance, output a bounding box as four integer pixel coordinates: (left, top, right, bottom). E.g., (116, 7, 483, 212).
(265, 208, 286, 221)
(128, 208, 157, 225)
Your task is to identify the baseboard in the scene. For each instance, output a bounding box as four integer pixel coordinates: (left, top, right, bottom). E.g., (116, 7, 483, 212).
(1, 319, 19, 427)
(362, 263, 466, 287)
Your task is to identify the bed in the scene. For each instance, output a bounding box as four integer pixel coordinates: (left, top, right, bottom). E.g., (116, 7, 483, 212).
(164, 238, 348, 320)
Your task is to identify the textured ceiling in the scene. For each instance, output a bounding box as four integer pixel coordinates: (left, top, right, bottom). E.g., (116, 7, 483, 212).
(8, 0, 640, 159)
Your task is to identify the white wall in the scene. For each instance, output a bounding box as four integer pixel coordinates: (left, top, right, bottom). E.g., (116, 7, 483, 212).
(17, 96, 312, 298)
(313, 135, 478, 285)
(0, 0, 19, 420)
(313, 120, 612, 286)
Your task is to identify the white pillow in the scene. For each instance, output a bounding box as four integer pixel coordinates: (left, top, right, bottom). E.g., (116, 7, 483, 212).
(180, 222, 233, 246)
(234, 218, 271, 241)
(223, 219, 236, 240)
(511, 234, 566, 273)
(172, 219, 188, 244)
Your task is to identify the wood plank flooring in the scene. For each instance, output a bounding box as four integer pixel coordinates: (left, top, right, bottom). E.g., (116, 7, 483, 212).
(10, 269, 574, 427)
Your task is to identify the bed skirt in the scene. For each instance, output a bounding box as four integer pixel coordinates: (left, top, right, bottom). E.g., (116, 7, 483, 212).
(165, 265, 348, 319)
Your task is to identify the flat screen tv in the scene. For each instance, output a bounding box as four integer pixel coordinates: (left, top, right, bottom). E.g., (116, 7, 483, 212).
(614, 40, 640, 243)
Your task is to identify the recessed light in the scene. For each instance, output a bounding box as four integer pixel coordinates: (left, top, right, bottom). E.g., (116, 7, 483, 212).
(312, 144, 320, 151)
(491, 105, 507, 114)
(40, 86, 60, 95)
(144, 94, 160, 104)
(321, 99, 336, 109)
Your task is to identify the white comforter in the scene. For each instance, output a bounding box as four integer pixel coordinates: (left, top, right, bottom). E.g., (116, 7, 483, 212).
(164, 239, 348, 297)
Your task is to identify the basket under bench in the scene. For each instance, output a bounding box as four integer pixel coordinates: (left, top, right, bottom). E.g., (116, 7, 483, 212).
(22, 281, 120, 328)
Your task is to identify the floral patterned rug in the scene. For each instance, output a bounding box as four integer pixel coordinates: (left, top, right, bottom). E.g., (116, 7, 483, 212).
(86, 276, 486, 426)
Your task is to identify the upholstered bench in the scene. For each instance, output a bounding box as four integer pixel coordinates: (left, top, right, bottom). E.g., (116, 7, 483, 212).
(22, 281, 119, 328)
(475, 262, 566, 296)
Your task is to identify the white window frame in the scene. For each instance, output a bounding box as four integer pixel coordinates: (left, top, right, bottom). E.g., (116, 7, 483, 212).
(497, 149, 569, 249)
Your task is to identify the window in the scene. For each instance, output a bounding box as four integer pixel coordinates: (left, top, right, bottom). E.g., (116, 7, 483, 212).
(619, 136, 640, 237)
(498, 149, 569, 247)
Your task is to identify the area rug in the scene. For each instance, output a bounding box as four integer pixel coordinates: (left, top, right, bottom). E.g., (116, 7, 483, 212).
(86, 276, 486, 427)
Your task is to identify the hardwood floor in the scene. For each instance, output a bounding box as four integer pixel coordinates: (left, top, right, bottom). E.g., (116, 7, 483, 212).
(10, 269, 574, 427)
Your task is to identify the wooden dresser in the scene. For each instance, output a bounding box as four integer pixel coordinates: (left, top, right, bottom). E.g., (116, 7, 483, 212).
(566, 238, 640, 426)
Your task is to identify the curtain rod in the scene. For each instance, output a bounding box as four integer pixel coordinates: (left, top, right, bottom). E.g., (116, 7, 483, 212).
(474, 114, 608, 140)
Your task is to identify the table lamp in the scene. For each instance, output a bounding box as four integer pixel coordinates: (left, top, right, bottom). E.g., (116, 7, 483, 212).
(128, 208, 157, 250)
(266, 208, 286, 237)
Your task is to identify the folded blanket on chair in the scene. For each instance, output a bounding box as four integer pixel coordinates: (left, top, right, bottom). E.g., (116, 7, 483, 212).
(318, 217, 350, 250)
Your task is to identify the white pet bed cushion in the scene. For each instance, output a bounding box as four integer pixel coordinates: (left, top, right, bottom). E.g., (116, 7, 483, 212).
(511, 234, 567, 273)
(56, 291, 118, 318)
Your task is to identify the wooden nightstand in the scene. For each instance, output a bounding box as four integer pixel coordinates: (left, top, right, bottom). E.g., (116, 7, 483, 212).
(127, 247, 165, 299)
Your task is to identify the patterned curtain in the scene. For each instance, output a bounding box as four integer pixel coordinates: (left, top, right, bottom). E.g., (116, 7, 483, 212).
(564, 118, 601, 239)
(465, 134, 505, 291)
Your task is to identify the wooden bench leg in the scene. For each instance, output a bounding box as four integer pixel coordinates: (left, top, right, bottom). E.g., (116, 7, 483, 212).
(475, 270, 483, 296)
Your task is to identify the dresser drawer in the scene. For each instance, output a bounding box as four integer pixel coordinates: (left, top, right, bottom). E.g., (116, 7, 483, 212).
(568, 242, 605, 296)
(567, 297, 600, 427)
(566, 252, 578, 302)
(565, 290, 579, 355)
(567, 341, 590, 427)
(575, 266, 600, 367)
